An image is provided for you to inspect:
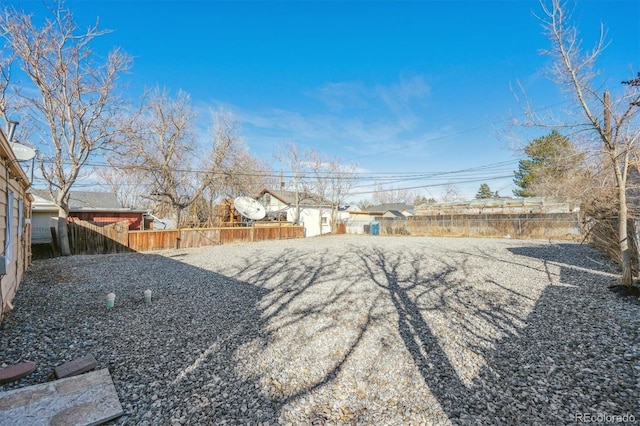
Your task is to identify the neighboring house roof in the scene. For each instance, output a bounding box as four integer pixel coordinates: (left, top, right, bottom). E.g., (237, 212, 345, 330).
(260, 189, 332, 207)
(382, 210, 405, 218)
(30, 189, 52, 200)
(70, 191, 120, 209)
(30, 189, 146, 212)
(31, 189, 121, 209)
(338, 205, 360, 213)
(362, 203, 414, 213)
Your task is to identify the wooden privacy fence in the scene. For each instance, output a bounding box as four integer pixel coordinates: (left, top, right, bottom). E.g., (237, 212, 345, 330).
(130, 224, 304, 251)
(378, 213, 582, 240)
(69, 220, 130, 255)
(69, 221, 304, 254)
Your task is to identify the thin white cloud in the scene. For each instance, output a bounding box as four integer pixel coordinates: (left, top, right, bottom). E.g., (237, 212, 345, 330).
(376, 74, 431, 114)
(190, 74, 466, 173)
(308, 74, 431, 122)
(309, 81, 369, 112)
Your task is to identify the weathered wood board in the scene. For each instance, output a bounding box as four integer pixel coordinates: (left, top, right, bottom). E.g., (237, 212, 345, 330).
(0, 368, 123, 426)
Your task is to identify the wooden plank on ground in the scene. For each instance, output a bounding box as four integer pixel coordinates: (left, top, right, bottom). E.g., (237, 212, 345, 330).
(0, 368, 123, 426)
(54, 354, 97, 379)
(0, 362, 36, 384)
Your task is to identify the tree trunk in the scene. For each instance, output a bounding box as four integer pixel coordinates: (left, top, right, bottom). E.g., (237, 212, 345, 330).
(173, 206, 182, 229)
(293, 184, 300, 225)
(611, 151, 633, 285)
(57, 207, 71, 256)
(331, 205, 338, 233)
(618, 178, 634, 285)
(606, 90, 634, 286)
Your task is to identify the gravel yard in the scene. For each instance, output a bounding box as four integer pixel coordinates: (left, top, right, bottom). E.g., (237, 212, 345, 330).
(1, 235, 639, 425)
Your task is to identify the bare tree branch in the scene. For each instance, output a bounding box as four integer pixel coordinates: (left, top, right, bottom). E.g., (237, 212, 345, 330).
(0, 2, 132, 255)
(528, 0, 640, 285)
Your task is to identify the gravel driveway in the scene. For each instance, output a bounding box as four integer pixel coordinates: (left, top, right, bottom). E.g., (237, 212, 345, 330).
(1, 235, 639, 425)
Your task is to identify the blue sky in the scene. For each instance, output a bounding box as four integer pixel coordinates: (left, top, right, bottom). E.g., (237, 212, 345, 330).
(10, 0, 640, 201)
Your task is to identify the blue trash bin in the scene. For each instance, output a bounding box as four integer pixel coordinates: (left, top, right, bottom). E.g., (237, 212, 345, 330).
(370, 221, 380, 236)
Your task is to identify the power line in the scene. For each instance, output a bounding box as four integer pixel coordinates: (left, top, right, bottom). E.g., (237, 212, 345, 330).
(343, 99, 573, 162)
(39, 158, 520, 182)
(348, 175, 515, 196)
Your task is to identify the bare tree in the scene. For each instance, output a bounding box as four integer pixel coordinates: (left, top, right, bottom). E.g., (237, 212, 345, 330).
(0, 4, 132, 255)
(291, 149, 358, 235)
(115, 89, 205, 226)
(96, 166, 149, 210)
(327, 159, 358, 233)
(307, 149, 329, 235)
(205, 111, 273, 202)
(0, 45, 15, 123)
(198, 111, 274, 225)
(532, 0, 640, 285)
(356, 199, 373, 210)
(275, 141, 311, 225)
(440, 183, 463, 202)
(222, 151, 273, 199)
(372, 182, 416, 205)
(115, 96, 268, 227)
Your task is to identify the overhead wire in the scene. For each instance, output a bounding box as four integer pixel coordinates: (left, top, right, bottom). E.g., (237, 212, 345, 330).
(30, 99, 574, 195)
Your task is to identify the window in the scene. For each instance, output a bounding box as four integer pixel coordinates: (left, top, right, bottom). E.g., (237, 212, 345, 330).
(5, 191, 13, 265)
(17, 198, 23, 238)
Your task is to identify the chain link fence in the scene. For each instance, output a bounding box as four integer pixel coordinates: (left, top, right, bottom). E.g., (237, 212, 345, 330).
(364, 213, 583, 240)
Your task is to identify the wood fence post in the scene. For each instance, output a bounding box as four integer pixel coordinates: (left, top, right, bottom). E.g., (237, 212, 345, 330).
(50, 226, 59, 257)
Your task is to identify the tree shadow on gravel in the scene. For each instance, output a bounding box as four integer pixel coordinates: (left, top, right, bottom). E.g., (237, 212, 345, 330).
(0, 253, 281, 425)
(225, 247, 386, 423)
(351, 242, 639, 424)
(2, 241, 638, 425)
(1, 246, 379, 425)
(507, 243, 618, 272)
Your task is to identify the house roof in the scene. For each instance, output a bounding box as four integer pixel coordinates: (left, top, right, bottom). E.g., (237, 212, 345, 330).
(362, 203, 414, 213)
(260, 189, 332, 207)
(70, 192, 122, 209)
(382, 210, 405, 218)
(30, 189, 148, 213)
(338, 205, 360, 212)
(31, 189, 122, 209)
(415, 197, 552, 210)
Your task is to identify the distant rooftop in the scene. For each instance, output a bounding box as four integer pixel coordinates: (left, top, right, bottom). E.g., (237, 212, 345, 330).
(362, 203, 414, 213)
(260, 189, 332, 206)
(415, 197, 557, 210)
(31, 189, 122, 210)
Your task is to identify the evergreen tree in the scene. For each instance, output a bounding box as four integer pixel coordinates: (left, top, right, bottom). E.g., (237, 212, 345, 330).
(476, 183, 494, 199)
(513, 130, 583, 197)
